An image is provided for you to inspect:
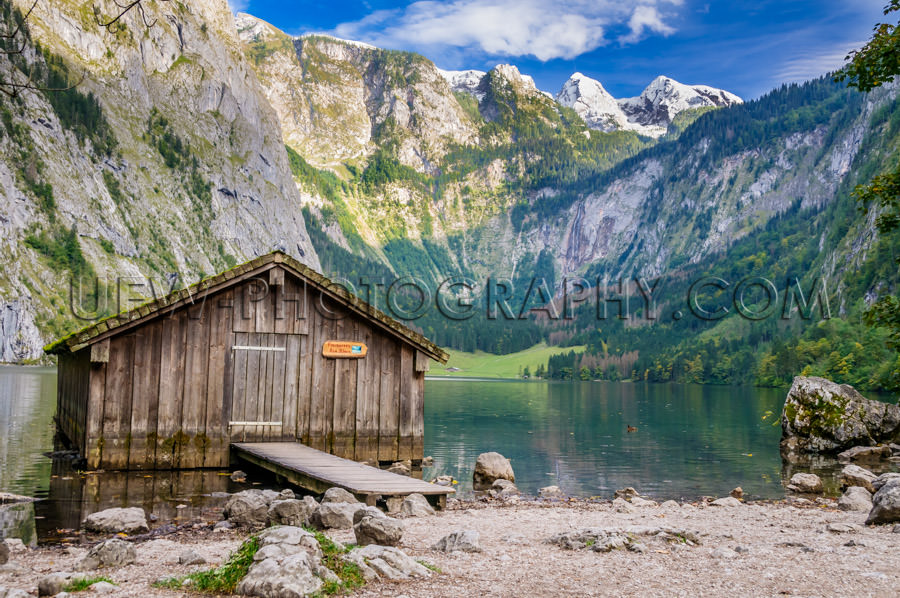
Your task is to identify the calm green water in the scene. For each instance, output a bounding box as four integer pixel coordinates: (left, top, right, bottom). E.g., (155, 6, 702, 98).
(1, 366, 895, 543)
(425, 378, 802, 499)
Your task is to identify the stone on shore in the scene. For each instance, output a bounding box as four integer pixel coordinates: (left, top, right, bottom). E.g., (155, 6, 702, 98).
(710, 497, 742, 507)
(77, 538, 136, 570)
(780, 376, 900, 458)
(82, 507, 149, 534)
(866, 476, 900, 525)
(313, 502, 363, 529)
(38, 573, 81, 596)
(730, 487, 744, 500)
(786, 473, 823, 494)
(838, 445, 893, 462)
(178, 549, 207, 566)
(400, 493, 435, 517)
(343, 545, 432, 581)
(268, 498, 317, 527)
(839, 487, 874, 512)
(614, 487, 640, 500)
(432, 530, 482, 553)
(320, 487, 358, 504)
(539, 485, 564, 497)
(473, 452, 515, 491)
(352, 506, 385, 524)
(90, 582, 117, 594)
(549, 526, 702, 552)
(237, 552, 321, 598)
(489, 479, 520, 498)
(841, 464, 877, 492)
(0, 585, 30, 598)
(224, 490, 271, 529)
(0, 542, 7, 565)
(230, 470, 247, 483)
(630, 496, 658, 508)
(354, 515, 404, 546)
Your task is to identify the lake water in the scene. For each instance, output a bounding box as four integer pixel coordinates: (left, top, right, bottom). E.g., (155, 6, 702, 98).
(0, 366, 895, 542)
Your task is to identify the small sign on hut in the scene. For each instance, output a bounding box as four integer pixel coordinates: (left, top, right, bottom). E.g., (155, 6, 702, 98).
(46, 251, 448, 471)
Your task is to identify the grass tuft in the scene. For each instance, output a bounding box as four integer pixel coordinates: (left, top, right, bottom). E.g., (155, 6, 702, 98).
(305, 527, 366, 595)
(417, 559, 441, 573)
(63, 577, 115, 592)
(151, 535, 260, 594)
(151, 529, 366, 596)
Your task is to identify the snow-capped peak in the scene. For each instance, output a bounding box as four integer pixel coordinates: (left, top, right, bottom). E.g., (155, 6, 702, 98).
(438, 68, 487, 98)
(557, 72, 742, 137)
(491, 64, 538, 92)
(556, 72, 629, 133)
(619, 75, 743, 131)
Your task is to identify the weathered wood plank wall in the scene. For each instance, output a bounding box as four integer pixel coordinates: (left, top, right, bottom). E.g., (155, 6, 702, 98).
(65, 266, 427, 470)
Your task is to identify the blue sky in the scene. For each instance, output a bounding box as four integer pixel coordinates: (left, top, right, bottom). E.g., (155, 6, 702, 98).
(229, 0, 886, 99)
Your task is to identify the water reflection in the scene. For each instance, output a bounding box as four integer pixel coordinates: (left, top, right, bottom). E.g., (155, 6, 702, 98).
(423, 379, 857, 499)
(0, 366, 57, 498)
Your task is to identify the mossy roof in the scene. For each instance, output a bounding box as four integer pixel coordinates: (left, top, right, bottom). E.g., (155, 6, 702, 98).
(44, 251, 448, 363)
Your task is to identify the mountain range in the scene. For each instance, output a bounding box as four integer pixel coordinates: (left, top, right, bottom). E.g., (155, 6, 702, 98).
(0, 0, 897, 391)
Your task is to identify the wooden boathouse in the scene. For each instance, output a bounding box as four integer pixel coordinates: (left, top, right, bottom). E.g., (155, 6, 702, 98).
(46, 251, 449, 473)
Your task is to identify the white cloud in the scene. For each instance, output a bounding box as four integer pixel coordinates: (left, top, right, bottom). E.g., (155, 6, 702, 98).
(333, 0, 682, 62)
(619, 5, 675, 44)
(228, 0, 250, 13)
(775, 41, 862, 83)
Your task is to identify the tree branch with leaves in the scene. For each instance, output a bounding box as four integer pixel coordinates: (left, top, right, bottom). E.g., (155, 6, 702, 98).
(836, 0, 900, 387)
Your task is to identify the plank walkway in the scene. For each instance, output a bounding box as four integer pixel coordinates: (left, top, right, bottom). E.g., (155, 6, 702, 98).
(231, 442, 454, 508)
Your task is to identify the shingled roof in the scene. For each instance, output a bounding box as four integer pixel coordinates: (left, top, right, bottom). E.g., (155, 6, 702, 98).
(45, 251, 449, 363)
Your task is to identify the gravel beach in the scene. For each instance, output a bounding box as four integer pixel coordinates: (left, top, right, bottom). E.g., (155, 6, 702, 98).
(2, 495, 899, 598)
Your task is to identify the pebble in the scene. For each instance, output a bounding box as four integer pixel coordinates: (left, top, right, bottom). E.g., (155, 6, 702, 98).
(178, 550, 207, 566)
(826, 523, 858, 533)
(711, 547, 739, 559)
(90, 581, 117, 594)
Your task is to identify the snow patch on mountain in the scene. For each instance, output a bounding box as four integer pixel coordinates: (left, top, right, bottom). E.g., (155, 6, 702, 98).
(557, 73, 742, 137)
(438, 68, 487, 100)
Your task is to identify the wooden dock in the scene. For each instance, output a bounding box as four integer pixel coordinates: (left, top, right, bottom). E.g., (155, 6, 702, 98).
(231, 442, 455, 508)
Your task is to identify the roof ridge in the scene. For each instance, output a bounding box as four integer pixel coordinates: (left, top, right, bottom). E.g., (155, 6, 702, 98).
(45, 251, 448, 363)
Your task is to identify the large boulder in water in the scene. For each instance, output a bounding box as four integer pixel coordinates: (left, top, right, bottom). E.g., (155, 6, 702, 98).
(473, 452, 515, 491)
(780, 376, 900, 459)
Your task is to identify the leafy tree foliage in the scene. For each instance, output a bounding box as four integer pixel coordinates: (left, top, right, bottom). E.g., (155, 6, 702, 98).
(837, 0, 900, 387)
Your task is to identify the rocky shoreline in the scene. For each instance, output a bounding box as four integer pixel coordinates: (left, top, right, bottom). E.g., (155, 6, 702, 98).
(2, 488, 900, 597)
(3, 375, 900, 597)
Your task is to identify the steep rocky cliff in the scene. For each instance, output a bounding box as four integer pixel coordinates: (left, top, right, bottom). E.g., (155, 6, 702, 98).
(0, 0, 318, 361)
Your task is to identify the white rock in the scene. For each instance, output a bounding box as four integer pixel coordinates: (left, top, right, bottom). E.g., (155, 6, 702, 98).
(786, 473, 823, 494)
(77, 539, 136, 570)
(710, 497, 742, 507)
(473, 452, 515, 490)
(838, 486, 873, 512)
(432, 530, 482, 553)
(82, 508, 149, 534)
(399, 493, 435, 517)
